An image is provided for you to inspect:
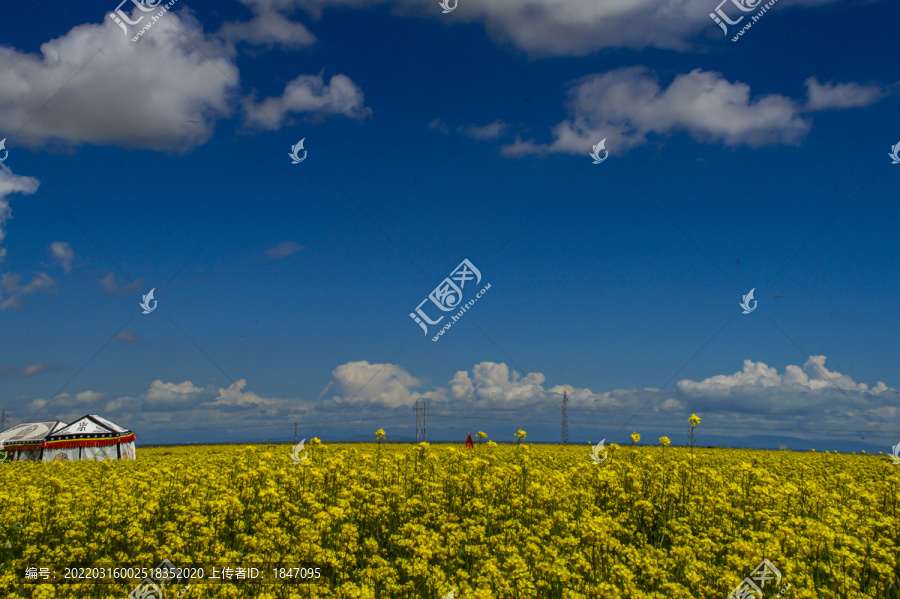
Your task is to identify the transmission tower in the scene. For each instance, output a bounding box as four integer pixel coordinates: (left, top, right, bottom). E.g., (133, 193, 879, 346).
(561, 391, 568, 444)
(415, 400, 421, 443)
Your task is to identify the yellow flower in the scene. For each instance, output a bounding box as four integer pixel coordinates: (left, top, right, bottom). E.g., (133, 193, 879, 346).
(659, 436, 671, 447)
(631, 432, 641, 444)
(375, 429, 386, 441)
(688, 413, 701, 427)
(515, 429, 526, 440)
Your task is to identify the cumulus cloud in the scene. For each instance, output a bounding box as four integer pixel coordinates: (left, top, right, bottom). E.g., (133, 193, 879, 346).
(0, 272, 56, 310)
(98, 273, 142, 295)
(320, 360, 424, 408)
(0, 362, 62, 378)
(462, 120, 508, 140)
(316, 358, 897, 438)
(220, 6, 317, 48)
(501, 69, 892, 158)
(675, 356, 891, 415)
(0, 165, 40, 262)
(230, 0, 849, 56)
(503, 67, 814, 157)
(449, 362, 547, 406)
(804, 77, 889, 111)
(0, 9, 237, 151)
(265, 241, 306, 259)
(12, 356, 893, 443)
(204, 379, 282, 413)
(49, 242, 74, 273)
(141, 380, 214, 412)
(47, 390, 106, 410)
(243, 72, 371, 129)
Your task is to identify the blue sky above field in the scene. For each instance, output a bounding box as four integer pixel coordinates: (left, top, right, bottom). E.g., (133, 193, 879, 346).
(0, 0, 898, 450)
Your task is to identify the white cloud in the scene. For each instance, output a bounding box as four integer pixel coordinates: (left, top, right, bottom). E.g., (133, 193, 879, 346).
(243, 72, 371, 129)
(220, 10, 317, 48)
(0, 272, 56, 310)
(231, 0, 849, 56)
(142, 380, 213, 411)
(47, 390, 106, 410)
(11, 355, 895, 442)
(0, 10, 237, 151)
(265, 241, 306, 259)
(0, 165, 40, 261)
(321, 360, 423, 408)
(449, 362, 547, 406)
(677, 356, 876, 397)
(0, 362, 61, 378)
(675, 356, 895, 422)
(804, 77, 888, 110)
(462, 120, 508, 140)
(503, 67, 815, 157)
(49, 241, 74, 273)
(319, 357, 898, 435)
(205, 379, 281, 411)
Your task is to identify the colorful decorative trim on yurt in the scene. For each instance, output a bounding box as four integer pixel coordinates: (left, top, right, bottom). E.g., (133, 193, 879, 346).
(43, 433, 136, 449)
(43, 415, 136, 450)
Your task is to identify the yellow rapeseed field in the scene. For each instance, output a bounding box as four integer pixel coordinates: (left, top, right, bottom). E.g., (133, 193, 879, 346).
(1, 440, 899, 598)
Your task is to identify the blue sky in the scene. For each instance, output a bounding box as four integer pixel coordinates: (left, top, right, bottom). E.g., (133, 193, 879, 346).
(0, 0, 898, 450)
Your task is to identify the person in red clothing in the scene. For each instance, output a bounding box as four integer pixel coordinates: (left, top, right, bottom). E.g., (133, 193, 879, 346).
(465, 432, 474, 449)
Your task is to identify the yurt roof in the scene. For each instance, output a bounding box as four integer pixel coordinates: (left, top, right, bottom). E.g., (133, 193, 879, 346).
(44, 414, 134, 448)
(0, 421, 68, 447)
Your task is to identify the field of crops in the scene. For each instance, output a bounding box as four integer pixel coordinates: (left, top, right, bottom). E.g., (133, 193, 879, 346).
(1, 438, 899, 598)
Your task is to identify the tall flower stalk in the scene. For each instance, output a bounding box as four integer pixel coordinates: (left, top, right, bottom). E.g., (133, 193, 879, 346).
(375, 428, 385, 465)
(688, 414, 701, 476)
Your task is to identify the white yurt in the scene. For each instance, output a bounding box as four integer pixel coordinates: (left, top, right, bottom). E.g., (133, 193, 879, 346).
(0, 421, 68, 461)
(41, 414, 136, 462)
